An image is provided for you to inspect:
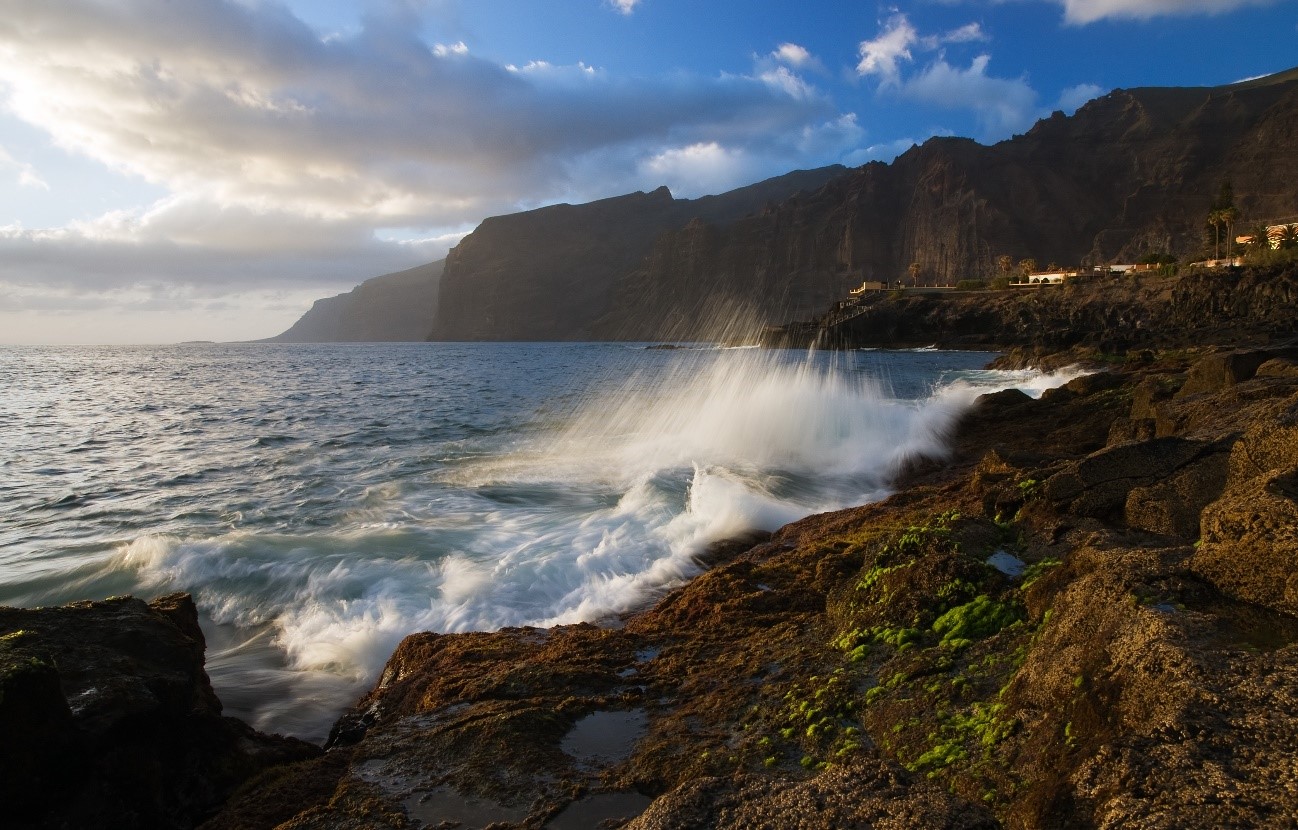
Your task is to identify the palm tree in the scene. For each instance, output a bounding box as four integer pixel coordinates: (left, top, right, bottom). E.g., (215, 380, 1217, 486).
(1221, 206, 1238, 260)
(908, 262, 921, 288)
(1246, 221, 1272, 253)
(1279, 224, 1298, 251)
(1207, 210, 1225, 260)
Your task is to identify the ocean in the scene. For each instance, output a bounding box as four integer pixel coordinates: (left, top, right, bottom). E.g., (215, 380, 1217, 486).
(0, 343, 1074, 741)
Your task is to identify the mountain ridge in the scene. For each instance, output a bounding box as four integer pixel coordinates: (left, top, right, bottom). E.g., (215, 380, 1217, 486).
(275, 65, 1298, 343)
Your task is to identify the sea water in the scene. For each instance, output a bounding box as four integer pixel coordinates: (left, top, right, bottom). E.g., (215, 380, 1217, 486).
(0, 343, 1077, 740)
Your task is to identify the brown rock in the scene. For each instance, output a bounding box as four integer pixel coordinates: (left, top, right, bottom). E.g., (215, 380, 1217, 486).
(1225, 391, 1298, 484)
(0, 595, 319, 830)
(1123, 450, 1230, 538)
(1042, 437, 1215, 520)
(1175, 350, 1281, 397)
(1256, 357, 1298, 378)
(1003, 542, 1298, 829)
(1193, 468, 1298, 616)
(624, 759, 997, 830)
(1129, 374, 1182, 421)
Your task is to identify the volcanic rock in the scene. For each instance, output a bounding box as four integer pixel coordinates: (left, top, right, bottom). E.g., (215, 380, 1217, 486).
(0, 594, 318, 830)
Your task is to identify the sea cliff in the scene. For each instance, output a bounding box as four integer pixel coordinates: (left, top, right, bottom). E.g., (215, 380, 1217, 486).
(426, 68, 1298, 343)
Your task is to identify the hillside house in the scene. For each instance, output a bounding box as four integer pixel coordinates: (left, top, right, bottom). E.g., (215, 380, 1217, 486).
(1236, 220, 1298, 249)
(849, 280, 887, 294)
(1011, 270, 1081, 286)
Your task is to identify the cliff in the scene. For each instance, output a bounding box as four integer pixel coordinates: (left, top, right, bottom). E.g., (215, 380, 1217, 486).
(268, 260, 444, 343)
(424, 66, 1298, 341)
(431, 167, 846, 341)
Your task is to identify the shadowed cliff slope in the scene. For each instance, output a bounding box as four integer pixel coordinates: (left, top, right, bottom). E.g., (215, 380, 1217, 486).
(431, 167, 847, 341)
(268, 260, 444, 343)
(427, 67, 1298, 341)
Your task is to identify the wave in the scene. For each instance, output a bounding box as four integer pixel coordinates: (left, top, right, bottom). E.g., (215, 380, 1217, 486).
(106, 348, 1081, 739)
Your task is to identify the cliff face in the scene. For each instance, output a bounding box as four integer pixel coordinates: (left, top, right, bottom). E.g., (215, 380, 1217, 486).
(431, 67, 1298, 341)
(268, 260, 444, 343)
(430, 167, 847, 340)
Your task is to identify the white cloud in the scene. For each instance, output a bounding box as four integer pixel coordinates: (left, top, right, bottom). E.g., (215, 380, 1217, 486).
(608, 0, 641, 14)
(641, 142, 748, 196)
(772, 43, 813, 67)
(857, 15, 989, 85)
(783, 114, 863, 165)
(1056, 83, 1104, 113)
(0, 145, 50, 190)
(843, 138, 917, 166)
(856, 14, 919, 86)
(0, 1, 828, 226)
(855, 14, 1037, 141)
(760, 66, 817, 100)
(903, 55, 1039, 138)
(17, 168, 50, 190)
(432, 40, 468, 57)
(1058, 0, 1278, 23)
(941, 22, 988, 44)
(0, 283, 333, 344)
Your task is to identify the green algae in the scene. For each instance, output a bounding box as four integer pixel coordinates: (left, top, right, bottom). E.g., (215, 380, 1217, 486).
(932, 596, 1023, 649)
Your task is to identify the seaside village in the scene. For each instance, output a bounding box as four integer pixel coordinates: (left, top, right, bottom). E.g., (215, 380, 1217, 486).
(845, 215, 1298, 297)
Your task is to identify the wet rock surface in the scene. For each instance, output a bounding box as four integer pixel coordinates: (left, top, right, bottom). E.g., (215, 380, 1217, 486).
(197, 342, 1298, 829)
(0, 593, 318, 829)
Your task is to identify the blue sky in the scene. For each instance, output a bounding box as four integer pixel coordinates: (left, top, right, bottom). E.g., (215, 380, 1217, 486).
(1, 0, 1295, 343)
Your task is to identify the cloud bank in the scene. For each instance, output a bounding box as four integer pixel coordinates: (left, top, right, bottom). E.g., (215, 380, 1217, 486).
(1057, 0, 1279, 24)
(0, 0, 860, 338)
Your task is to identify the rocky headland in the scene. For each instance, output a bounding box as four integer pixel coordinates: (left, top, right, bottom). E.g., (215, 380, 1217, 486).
(764, 262, 1298, 361)
(8, 261, 1298, 828)
(266, 261, 445, 344)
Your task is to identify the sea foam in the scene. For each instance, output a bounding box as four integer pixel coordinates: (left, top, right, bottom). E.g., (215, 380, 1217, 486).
(103, 347, 1079, 739)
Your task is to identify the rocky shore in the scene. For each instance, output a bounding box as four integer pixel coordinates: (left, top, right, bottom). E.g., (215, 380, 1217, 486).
(762, 264, 1298, 361)
(6, 279, 1298, 828)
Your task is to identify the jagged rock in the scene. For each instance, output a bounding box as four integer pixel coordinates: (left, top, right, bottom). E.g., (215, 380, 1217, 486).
(1123, 450, 1230, 538)
(1042, 437, 1217, 521)
(1193, 469, 1298, 616)
(1002, 542, 1298, 829)
(1225, 390, 1298, 484)
(0, 594, 319, 830)
(1256, 357, 1298, 378)
(1175, 349, 1288, 397)
(1129, 374, 1183, 421)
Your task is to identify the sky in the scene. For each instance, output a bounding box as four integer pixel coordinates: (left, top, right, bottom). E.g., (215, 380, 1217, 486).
(1, 0, 1296, 343)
